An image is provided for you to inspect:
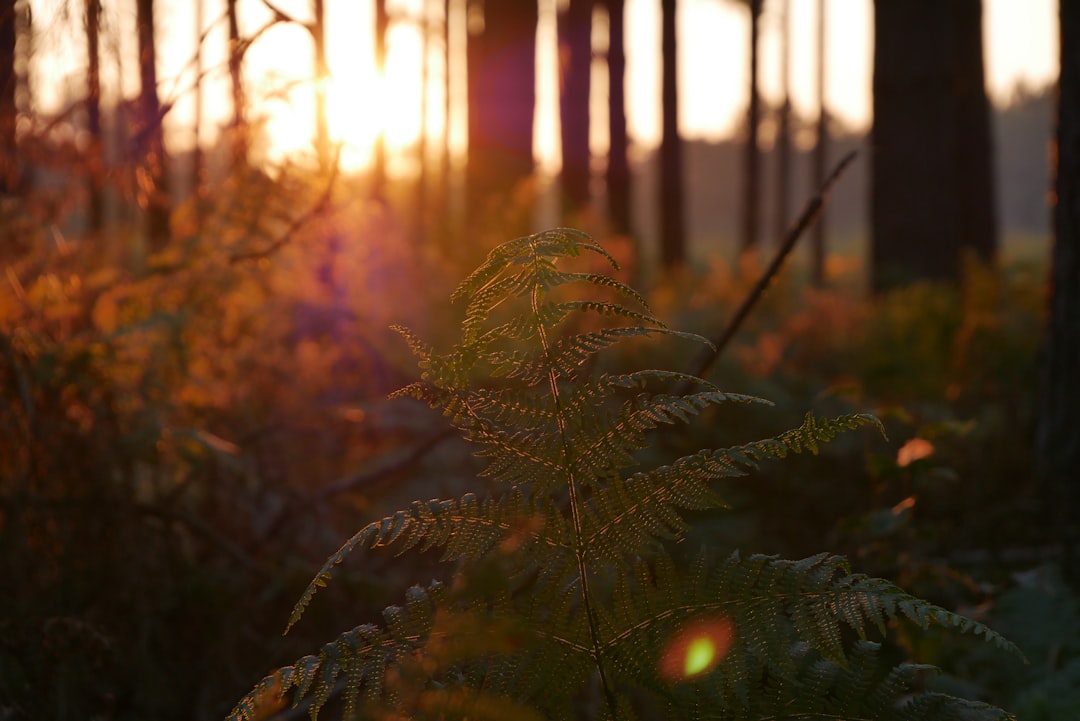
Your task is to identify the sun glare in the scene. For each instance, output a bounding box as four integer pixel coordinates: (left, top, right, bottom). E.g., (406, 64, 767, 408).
(657, 615, 735, 682)
(249, 6, 440, 173)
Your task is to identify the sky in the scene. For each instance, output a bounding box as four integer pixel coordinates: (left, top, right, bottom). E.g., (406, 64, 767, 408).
(27, 0, 1060, 173)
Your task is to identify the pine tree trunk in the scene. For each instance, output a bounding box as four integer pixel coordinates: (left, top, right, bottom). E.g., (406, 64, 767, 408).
(870, 0, 997, 291)
(739, 0, 761, 253)
(559, 0, 592, 214)
(604, 0, 630, 236)
(465, 0, 537, 225)
(373, 0, 388, 197)
(1, 0, 17, 200)
(1039, 0, 1080, 584)
(136, 0, 171, 252)
(811, 0, 826, 285)
(193, 0, 205, 217)
(226, 0, 246, 166)
(313, 0, 330, 174)
(952, 0, 997, 263)
(774, 0, 790, 246)
(86, 0, 104, 237)
(659, 0, 684, 268)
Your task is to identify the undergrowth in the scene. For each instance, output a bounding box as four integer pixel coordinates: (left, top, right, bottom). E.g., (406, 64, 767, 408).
(228, 229, 1021, 721)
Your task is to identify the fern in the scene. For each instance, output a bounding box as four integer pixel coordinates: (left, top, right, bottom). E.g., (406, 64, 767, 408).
(228, 229, 1020, 721)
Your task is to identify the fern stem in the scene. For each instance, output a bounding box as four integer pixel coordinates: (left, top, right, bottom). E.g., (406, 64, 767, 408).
(530, 262, 622, 721)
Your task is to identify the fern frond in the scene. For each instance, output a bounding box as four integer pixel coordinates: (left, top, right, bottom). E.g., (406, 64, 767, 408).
(601, 551, 1023, 673)
(230, 585, 443, 721)
(285, 491, 574, 633)
(233, 230, 1017, 721)
(451, 228, 614, 304)
(582, 414, 881, 562)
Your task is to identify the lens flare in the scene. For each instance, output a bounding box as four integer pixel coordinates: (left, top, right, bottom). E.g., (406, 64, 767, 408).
(658, 615, 735, 681)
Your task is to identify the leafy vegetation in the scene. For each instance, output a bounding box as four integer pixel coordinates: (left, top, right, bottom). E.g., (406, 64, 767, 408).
(227, 229, 1022, 721)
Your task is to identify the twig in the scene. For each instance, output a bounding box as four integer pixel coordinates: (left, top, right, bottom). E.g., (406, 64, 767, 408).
(679, 150, 858, 390)
(228, 145, 343, 264)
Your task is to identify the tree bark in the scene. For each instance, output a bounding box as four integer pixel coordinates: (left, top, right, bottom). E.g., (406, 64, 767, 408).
(373, 0, 388, 197)
(85, 0, 104, 237)
(659, 0, 684, 268)
(136, 0, 171, 252)
(1, 0, 17, 199)
(313, 0, 330, 174)
(559, 0, 592, 214)
(774, 0, 790, 247)
(870, 0, 997, 291)
(1039, 0, 1080, 585)
(604, 0, 630, 236)
(226, 0, 247, 166)
(465, 0, 537, 224)
(811, 0, 826, 285)
(739, 0, 761, 254)
(193, 0, 206, 219)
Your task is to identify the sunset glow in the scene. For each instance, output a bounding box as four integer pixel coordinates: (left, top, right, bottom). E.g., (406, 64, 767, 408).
(25, 0, 1059, 174)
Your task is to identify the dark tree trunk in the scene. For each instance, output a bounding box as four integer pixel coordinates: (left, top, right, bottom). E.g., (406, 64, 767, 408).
(1039, 0, 1080, 584)
(739, 0, 761, 254)
(440, 0, 451, 221)
(136, 0, 171, 251)
(952, 0, 996, 263)
(373, 0, 388, 197)
(870, 0, 997, 291)
(85, 0, 104, 237)
(226, 0, 246, 165)
(313, 0, 330, 173)
(811, 0, 826, 285)
(559, 0, 592, 214)
(416, 1, 430, 242)
(1, 0, 17, 199)
(659, 0, 684, 268)
(774, 0, 790, 246)
(465, 0, 537, 223)
(604, 0, 630, 236)
(193, 0, 206, 217)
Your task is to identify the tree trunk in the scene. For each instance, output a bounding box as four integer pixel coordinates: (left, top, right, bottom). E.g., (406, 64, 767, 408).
(193, 0, 206, 220)
(774, 0, 790, 246)
(441, 0, 452, 222)
(85, 0, 104, 237)
(559, 0, 592, 214)
(659, 0, 684, 268)
(136, 0, 171, 252)
(1039, 0, 1080, 585)
(1, 0, 17, 199)
(739, 0, 761, 254)
(373, 0, 388, 197)
(465, 0, 537, 224)
(416, 0, 431, 242)
(604, 0, 630, 236)
(952, 0, 996, 263)
(313, 0, 330, 174)
(226, 0, 246, 166)
(870, 0, 997, 291)
(811, 0, 826, 285)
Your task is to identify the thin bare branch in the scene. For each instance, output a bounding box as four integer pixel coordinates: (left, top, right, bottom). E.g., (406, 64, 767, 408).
(679, 150, 858, 390)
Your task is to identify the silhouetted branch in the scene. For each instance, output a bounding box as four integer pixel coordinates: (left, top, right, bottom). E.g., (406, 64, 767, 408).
(679, 150, 858, 390)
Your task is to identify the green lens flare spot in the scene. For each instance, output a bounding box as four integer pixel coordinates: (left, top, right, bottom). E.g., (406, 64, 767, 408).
(684, 637, 716, 676)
